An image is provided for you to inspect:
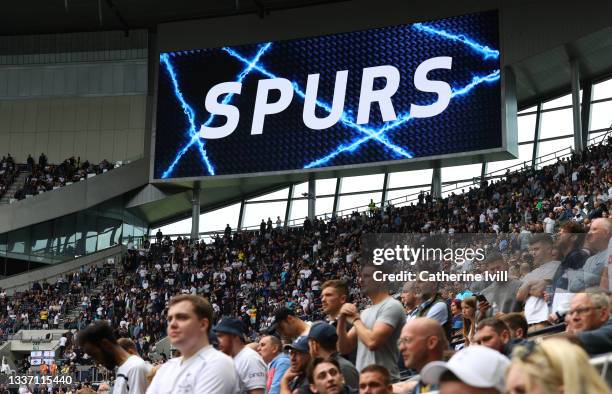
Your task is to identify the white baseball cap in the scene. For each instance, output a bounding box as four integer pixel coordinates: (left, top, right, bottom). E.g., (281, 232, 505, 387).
(421, 346, 510, 392)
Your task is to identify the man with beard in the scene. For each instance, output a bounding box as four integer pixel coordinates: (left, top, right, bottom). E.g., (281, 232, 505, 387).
(336, 265, 405, 382)
(280, 336, 311, 394)
(77, 321, 149, 394)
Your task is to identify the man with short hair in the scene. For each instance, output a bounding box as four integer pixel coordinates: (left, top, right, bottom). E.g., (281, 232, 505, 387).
(569, 218, 612, 291)
(516, 234, 560, 330)
(397, 318, 448, 394)
(214, 317, 267, 394)
(565, 291, 612, 355)
(258, 335, 290, 394)
(473, 318, 526, 356)
(146, 295, 238, 393)
(337, 265, 405, 381)
(307, 322, 358, 389)
(307, 358, 357, 394)
(280, 337, 311, 394)
(321, 280, 356, 363)
(420, 346, 510, 394)
(77, 321, 149, 394)
(321, 280, 349, 325)
(400, 282, 419, 321)
(266, 308, 310, 340)
(500, 313, 528, 339)
(480, 253, 522, 314)
(358, 365, 393, 394)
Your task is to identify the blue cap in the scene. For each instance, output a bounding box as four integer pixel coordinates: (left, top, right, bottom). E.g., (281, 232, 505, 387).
(284, 336, 309, 353)
(308, 322, 338, 344)
(213, 318, 246, 337)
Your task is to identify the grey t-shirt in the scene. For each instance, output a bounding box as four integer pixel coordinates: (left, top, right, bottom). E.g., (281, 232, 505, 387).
(356, 296, 405, 382)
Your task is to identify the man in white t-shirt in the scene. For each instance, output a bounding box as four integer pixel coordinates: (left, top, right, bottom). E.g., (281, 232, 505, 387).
(77, 321, 149, 394)
(516, 234, 560, 330)
(543, 212, 556, 234)
(146, 295, 238, 394)
(214, 318, 266, 394)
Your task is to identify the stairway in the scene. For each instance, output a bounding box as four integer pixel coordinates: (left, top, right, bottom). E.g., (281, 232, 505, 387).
(0, 170, 29, 204)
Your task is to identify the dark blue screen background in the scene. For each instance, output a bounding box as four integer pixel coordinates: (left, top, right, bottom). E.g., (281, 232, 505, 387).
(154, 10, 501, 179)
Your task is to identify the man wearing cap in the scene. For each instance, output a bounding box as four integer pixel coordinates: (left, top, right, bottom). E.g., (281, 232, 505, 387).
(258, 335, 290, 394)
(146, 294, 238, 394)
(214, 317, 267, 394)
(267, 307, 311, 340)
(307, 322, 359, 389)
(420, 346, 510, 394)
(280, 337, 311, 394)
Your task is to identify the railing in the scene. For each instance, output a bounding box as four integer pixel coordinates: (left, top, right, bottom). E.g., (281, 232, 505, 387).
(156, 123, 612, 241)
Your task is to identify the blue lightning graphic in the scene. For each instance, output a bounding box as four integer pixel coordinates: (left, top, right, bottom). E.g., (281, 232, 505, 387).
(222, 48, 414, 159)
(412, 23, 499, 60)
(160, 43, 273, 178)
(160, 53, 215, 177)
(303, 69, 501, 169)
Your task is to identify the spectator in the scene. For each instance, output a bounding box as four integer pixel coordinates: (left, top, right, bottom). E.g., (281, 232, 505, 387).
(400, 282, 419, 321)
(414, 281, 450, 334)
(147, 295, 238, 393)
(266, 308, 311, 340)
(257, 335, 290, 394)
(307, 322, 358, 389)
(449, 299, 463, 335)
(569, 218, 612, 292)
(473, 318, 527, 356)
(214, 317, 267, 394)
(551, 221, 589, 315)
(280, 336, 311, 394)
(337, 265, 405, 381)
(461, 297, 478, 346)
(480, 253, 522, 314)
(564, 290, 612, 355)
(500, 313, 528, 340)
(77, 321, 149, 394)
(517, 234, 560, 331)
(358, 365, 393, 394)
(397, 318, 448, 394)
(307, 357, 357, 394)
(321, 280, 349, 326)
(507, 339, 610, 394)
(421, 346, 510, 394)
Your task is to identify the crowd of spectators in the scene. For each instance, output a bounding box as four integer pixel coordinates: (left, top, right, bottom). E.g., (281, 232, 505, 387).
(0, 155, 16, 198)
(1, 139, 612, 392)
(13, 153, 115, 200)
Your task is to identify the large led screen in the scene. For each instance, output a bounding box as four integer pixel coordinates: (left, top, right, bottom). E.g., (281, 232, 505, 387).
(154, 10, 501, 179)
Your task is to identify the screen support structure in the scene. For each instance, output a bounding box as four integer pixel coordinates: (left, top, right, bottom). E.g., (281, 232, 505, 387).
(308, 176, 316, 221)
(191, 183, 201, 241)
(571, 59, 583, 154)
(431, 166, 441, 199)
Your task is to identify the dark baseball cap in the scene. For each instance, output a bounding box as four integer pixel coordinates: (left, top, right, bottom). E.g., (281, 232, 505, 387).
(263, 307, 295, 334)
(213, 318, 246, 337)
(307, 322, 338, 344)
(284, 336, 309, 353)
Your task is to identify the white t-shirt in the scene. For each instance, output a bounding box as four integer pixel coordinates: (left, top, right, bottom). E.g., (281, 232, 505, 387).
(146, 346, 238, 394)
(114, 355, 150, 394)
(233, 347, 266, 393)
(543, 217, 555, 234)
(59, 337, 67, 347)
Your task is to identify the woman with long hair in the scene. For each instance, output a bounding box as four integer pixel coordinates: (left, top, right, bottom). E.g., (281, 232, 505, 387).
(461, 297, 477, 346)
(506, 339, 611, 394)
